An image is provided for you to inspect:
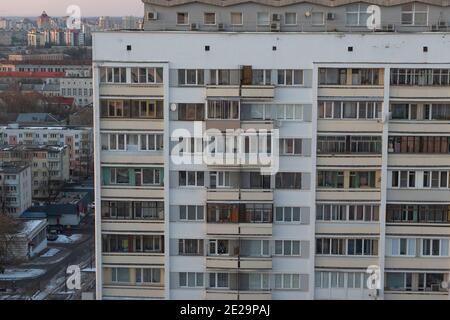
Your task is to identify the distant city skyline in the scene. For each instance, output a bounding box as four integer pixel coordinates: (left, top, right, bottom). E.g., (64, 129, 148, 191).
(1, 0, 144, 17)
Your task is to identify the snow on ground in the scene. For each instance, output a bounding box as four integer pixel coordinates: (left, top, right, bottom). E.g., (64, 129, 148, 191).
(0, 269, 45, 281)
(41, 248, 60, 258)
(53, 234, 83, 244)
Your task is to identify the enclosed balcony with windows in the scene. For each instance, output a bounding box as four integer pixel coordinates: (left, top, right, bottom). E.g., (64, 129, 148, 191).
(384, 272, 448, 299)
(390, 69, 450, 99)
(240, 66, 275, 99)
(205, 272, 271, 300)
(206, 69, 241, 97)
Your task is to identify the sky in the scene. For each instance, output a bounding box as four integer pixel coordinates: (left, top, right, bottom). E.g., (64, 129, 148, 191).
(1, 0, 144, 17)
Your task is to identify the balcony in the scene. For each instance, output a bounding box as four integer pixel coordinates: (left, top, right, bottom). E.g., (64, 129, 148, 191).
(103, 286, 165, 299)
(102, 220, 164, 233)
(390, 86, 450, 99)
(206, 85, 240, 98)
(204, 290, 271, 300)
(102, 253, 165, 265)
(207, 189, 240, 202)
(100, 83, 164, 97)
(240, 85, 275, 100)
(318, 85, 384, 98)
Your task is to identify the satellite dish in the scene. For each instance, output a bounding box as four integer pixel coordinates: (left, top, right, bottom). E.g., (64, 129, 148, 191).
(170, 103, 177, 112)
(305, 11, 312, 17)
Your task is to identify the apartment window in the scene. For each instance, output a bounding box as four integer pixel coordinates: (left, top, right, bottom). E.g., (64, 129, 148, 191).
(346, 3, 370, 26)
(242, 204, 272, 223)
(391, 69, 450, 86)
(280, 139, 302, 155)
(277, 70, 303, 85)
(240, 240, 269, 257)
(257, 12, 270, 26)
(311, 12, 325, 25)
(207, 100, 239, 119)
(317, 135, 381, 154)
(391, 104, 418, 120)
(425, 104, 450, 120)
(319, 68, 347, 85)
(347, 272, 364, 289)
(100, 67, 126, 83)
(209, 69, 239, 85)
(275, 207, 302, 223)
(351, 69, 380, 85)
(178, 239, 203, 256)
(347, 239, 378, 256)
(209, 273, 229, 289)
(179, 171, 204, 187)
(178, 69, 204, 85)
(401, 3, 428, 26)
(348, 205, 380, 222)
(317, 171, 344, 188)
(209, 240, 229, 255)
(391, 171, 415, 188)
(204, 12, 216, 25)
(248, 172, 271, 189)
(275, 172, 302, 189)
(177, 12, 189, 25)
(102, 133, 126, 151)
(389, 136, 450, 154)
(387, 204, 450, 223)
(140, 134, 164, 151)
(106, 100, 124, 117)
(423, 171, 449, 189)
(210, 171, 231, 189)
(136, 168, 161, 186)
(136, 268, 161, 285)
(179, 272, 204, 288)
(230, 12, 243, 25)
(207, 204, 238, 223)
(422, 239, 449, 256)
(285, 13, 297, 25)
(133, 202, 164, 220)
(111, 268, 130, 283)
(179, 205, 204, 221)
(316, 238, 345, 255)
(131, 67, 163, 84)
(387, 238, 416, 256)
(276, 104, 303, 120)
(349, 171, 376, 188)
(274, 274, 301, 289)
(109, 168, 129, 185)
(330, 272, 346, 288)
(178, 103, 205, 121)
(252, 70, 272, 85)
(275, 240, 301, 256)
(316, 204, 346, 221)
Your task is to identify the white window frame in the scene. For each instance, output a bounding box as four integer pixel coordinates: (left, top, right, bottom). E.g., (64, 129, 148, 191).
(274, 240, 301, 256)
(346, 3, 369, 26)
(179, 171, 204, 187)
(391, 170, 416, 189)
(204, 12, 216, 25)
(135, 268, 161, 285)
(284, 12, 297, 25)
(423, 171, 449, 189)
(277, 69, 304, 86)
(311, 12, 325, 26)
(176, 12, 189, 25)
(280, 138, 303, 155)
(421, 238, 449, 257)
(179, 205, 204, 221)
(275, 207, 302, 223)
(274, 274, 301, 289)
(387, 238, 416, 257)
(209, 273, 229, 289)
(257, 12, 270, 26)
(208, 239, 230, 256)
(179, 272, 204, 288)
(401, 3, 429, 26)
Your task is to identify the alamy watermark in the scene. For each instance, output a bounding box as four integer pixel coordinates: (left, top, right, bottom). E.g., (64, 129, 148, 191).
(66, 5, 82, 30)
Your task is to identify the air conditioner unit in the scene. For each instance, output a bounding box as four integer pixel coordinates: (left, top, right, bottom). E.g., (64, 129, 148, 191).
(439, 21, 447, 28)
(270, 22, 280, 32)
(190, 23, 199, 31)
(218, 23, 225, 31)
(272, 14, 281, 22)
(147, 11, 158, 20)
(327, 13, 335, 21)
(431, 24, 440, 31)
(382, 24, 395, 32)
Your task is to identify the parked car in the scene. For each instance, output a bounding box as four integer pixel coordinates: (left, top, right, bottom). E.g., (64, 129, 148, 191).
(47, 224, 64, 234)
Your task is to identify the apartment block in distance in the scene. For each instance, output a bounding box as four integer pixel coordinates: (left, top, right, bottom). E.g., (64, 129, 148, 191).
(0, 163, 32, 217)
(93, 0, 450, 300)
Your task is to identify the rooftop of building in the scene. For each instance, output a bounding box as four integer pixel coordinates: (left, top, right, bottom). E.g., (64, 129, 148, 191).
(0, 71, 66, 78)
(142, 0, 450, 6)
(0, 162, 30, 173)
(0, 60, 92, 66)
(16, 113, 60, 124)
(0, 124, 92, 131)
(0, 144, 67, 153)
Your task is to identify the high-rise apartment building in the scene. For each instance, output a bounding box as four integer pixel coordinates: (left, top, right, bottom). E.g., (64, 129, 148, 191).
(93, 0, 450, 300)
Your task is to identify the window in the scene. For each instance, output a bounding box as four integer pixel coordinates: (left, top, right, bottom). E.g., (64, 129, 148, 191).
(387, 238, 416, 256)
(316, 204, 346, 221)
(311, 12, 324, 25)
(209, 273, 229, 289)
(178, 103, 205, 121)
(274, 240, 301, 256)
(179, 205, 204, 221)
(275, 172, 302, 189)
(348, 205, 380, 222)
(109, 168, 129, 185)
(387, 204, 450, 223)
(391, 171, 415, 188)
(330, 272, 346, 288)
(178, 239, 203, 256)
(391, 69, 450, 86)
(140, 168, 161, 185)
(111, 268, 130, 283)
(422, 239, 449, 256)
(319, 68, 347, 85)
(391, 104, 418, 120)
(106, 100, 124, 117)
(275, 207, 302, 223)
(317, 135, 381, 154)
(285, 13, 297, 25)
(204, 12, 216, 25)
(177, 12, 188, 25)
(136, 268, 161, 284)
(349, 171, 376, 188)
(316, 238, 345, 255)
(252, 69, 272, 85)
(401, 3, 428, 26)
(209, 69, 239, 85)
(100, 67, 126, 83)
(178, 69, 204, 86)
(423, 171, 449, 189)
(389, 136, 450, 154)
(179, 171, 204, 187)
(277, 69, 303, 85)
(318, 101, 382, 120)
(274, 274, 301, 289)
(140, 134, 164, 151)
(230, 12, 243, 25)
(207, 100, 239, 119)
(209, 240, 229, 255)
(240, 240, 269, 257)
(131, 67, 163, 84)
(280, 139, 302, 155)
(317, 171, 344, 188)
(347, 239, 378, 256)
(346, 3, 370, 26)
(257, 12, 270, 26)
(179, 272, 204, 288)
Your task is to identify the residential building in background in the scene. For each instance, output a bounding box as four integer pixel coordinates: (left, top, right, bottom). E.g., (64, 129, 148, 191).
(0, 163, 32, 217)
(0, 125, 93, 178)
(93, 0, 450, 301)
(0, 144, 70, 199)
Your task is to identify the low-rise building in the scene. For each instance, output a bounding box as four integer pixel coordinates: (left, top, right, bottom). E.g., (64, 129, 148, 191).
(60, 77, 93, 106)
(0, 145, 70, 200)
(0, 163, 32, 217)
